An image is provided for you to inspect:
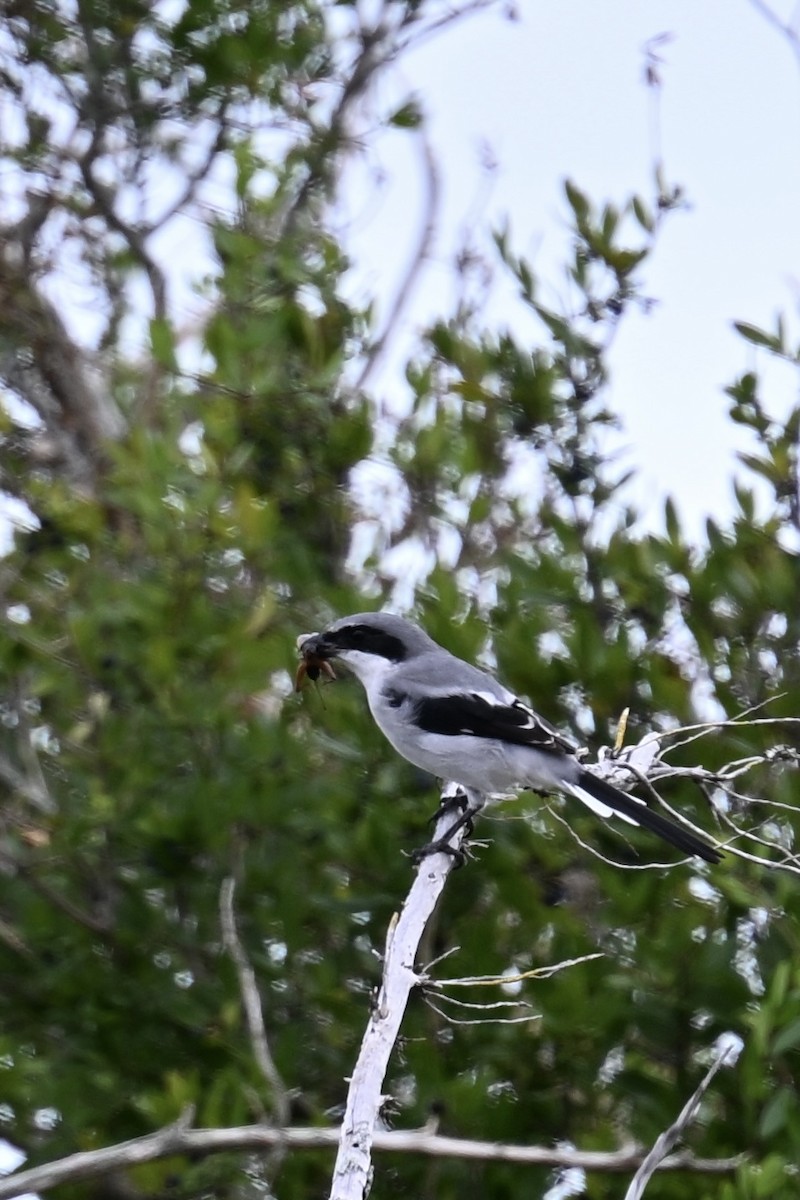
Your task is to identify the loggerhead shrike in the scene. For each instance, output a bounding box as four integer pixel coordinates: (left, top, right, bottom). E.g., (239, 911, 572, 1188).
(297, 612, 721, 864)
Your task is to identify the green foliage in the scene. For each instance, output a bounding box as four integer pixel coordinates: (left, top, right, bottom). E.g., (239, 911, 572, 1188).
(1, 4, 800, 1200)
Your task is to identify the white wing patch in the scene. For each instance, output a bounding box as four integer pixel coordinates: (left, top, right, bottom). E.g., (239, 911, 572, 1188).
(566, 782, 640, 826)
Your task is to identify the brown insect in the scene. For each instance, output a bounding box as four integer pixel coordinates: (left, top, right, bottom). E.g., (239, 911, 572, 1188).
(295, 649, 337, 692)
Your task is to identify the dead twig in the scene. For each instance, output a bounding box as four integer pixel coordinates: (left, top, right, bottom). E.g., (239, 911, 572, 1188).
(219, 875, 290, 1127)
(624, 1042, 738, 1200)
(0, 1115, 744, 1200)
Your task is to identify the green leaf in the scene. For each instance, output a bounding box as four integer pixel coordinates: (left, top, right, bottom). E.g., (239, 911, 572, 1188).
(388, 99, 423, 128)
(517, 257, 534, 300)
(607, 247, 647, 275)
(772, 1017, 800, 1056)
(631, 194, 654, 233)
(601, 202, 619, 242)
(564, 178, 590, 223)
(733, 480, 755, 520)
(664, 496, 680, 542)
(738, 451, 780, 483)
(759, 1087, 794, 1139)
(734, 321, 782, 351)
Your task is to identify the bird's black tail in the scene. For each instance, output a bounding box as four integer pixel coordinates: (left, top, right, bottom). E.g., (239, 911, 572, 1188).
(567, 768, 722, 863)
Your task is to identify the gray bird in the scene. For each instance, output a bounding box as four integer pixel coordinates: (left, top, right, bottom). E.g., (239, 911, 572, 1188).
(297, 612, 721, 864)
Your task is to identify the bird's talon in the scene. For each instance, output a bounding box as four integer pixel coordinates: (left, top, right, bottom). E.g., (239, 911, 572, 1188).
(427, 789, 470, 829)
(408, 839, 470, 868)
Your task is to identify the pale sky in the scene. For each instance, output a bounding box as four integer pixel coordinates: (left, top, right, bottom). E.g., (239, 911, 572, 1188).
(339, 0, 800, 539)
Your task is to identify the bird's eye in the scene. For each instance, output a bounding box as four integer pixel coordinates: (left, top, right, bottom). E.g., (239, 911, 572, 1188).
(328, 624, 407, 661)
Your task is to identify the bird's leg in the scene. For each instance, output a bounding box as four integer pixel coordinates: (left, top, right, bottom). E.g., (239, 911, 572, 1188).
(410, 788, 484, 867)
(427, 786, 473, 834)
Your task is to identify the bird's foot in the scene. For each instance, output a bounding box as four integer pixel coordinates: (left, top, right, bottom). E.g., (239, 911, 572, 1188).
(413, 790, 483, 868)
(407, 838, 472, 869)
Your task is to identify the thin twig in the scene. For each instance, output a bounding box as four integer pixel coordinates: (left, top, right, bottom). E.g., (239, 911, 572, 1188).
(280, 16, 393, 242)
(10, 861, 114, 936)
(612, 759, 725, 856)
(0, 750, 54, 813)
(149, 102, 231, 231)
(394, 0, 502, 57)
(423, 997, 539, 1026)
(427, 994, 532, 1011)
(624, 1043, 736, 1200)
(547, 806, 682, 871)
(79, 142, 168, 323)
(219, 876, 290, 1126)
(748, 0, 800, 66)
(353, 131, 440, 394)
(430, 953, 604, 988)
(0, 914, 33, 959)
(654, 715, 800, 756)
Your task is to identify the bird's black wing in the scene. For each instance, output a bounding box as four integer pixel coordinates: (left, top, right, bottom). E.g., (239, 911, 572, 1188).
(385, 687, 722, 864)
(391, 689, 576, 755)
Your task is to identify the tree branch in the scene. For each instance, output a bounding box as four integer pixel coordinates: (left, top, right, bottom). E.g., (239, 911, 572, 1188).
(588, 714, 800, 871)
(353, 131, 440, 395)
(147, 103, 231, 233)
(0, 748, 54, 814)
(748, 0, 800, 66)
(219, 875, 290, 1126)
(624, 1042, 738, 1200)
(0, 226, 125, 475)
(0, 1117, 744, 1200)
(78, 147, 167, 326)
(276, 16, 393, 244)
(329, 785, 473, 1199)
(0, 853, 115, 938)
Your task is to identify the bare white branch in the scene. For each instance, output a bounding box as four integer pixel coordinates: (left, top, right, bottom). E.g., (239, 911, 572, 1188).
(328, 788, 474, 1200)
(423, 996, 540, 1026)
(0, 750, 54, 814)
(0, 1116, 744, 1200)
(428, 953, 604, 989)
(588, 714, 800, 872)
(624, 1043, 737, 1200)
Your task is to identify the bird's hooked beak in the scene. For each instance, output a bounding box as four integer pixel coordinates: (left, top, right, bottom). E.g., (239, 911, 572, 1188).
(295, 631, 338, 691)
(295, 630, 338, 659)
